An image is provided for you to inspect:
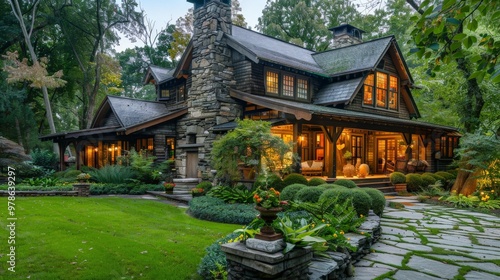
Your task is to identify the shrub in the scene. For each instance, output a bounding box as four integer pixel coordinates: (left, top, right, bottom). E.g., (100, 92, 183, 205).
(319, 187, 351, 205)
(13, 162, 45, 182)
(318, 183, 346, 190)
(253, 173, 286, 192)
(350, 189, 372, 216)
(88, 165, 135, 184)
(334, 179, 358, 189)
(435, 171, 455, 182)
(196, 181, 214, 193)
(198, 232, 240, 280)
(280, 183, 307, 201)
(188, 196, 258, 224)
(361, 188, 386, 216)
(89, 183, 162, 195)
(283, 173, 308, 186)
(30, 148, 57, 170)
(308, 177, 326, 186)
(207, 185, 254, 204)
(427, 173, 446, 183)
(421, 174, 437, 188)
(390, 172, 406, 184)
(406, 174, 424, 192)
(294, 186, 326, 203)
(129, 150, 157, 183)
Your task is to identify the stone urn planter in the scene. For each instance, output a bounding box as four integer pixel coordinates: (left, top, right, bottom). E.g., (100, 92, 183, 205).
(343, 162, 355, 177)
(358, 163, 370, 178)
(255, 206, 283, 241)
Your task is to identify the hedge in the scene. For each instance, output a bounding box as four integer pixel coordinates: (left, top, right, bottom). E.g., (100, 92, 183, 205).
(188, 196, 257, 224)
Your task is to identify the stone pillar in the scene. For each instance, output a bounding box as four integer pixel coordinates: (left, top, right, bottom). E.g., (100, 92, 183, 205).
(221, 239, 313, 280)
(179, 0, 243, 177)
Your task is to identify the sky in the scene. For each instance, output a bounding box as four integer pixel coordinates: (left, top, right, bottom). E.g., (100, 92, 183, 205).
(115, 0, 268, 52)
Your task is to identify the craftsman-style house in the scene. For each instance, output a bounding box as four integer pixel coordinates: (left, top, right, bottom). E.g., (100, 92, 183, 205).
(43, 0, 459, 179)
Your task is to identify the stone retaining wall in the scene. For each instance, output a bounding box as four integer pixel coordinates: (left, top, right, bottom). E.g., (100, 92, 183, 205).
(0, 190, 78, 197)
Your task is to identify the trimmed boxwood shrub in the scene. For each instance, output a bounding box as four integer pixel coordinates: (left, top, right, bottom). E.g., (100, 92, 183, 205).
(294, 186, 326, 203)
(428, 173, 446, 183)
(319, 187, 351, 204)
(283, 173, 309, 186)
(196, 181, 214, 193)
(406, 174, 424, 192)
(350, 188, 372, 216)
(198, 232, 240, 279)
(254, 173, 286, 191)
(188, 196, 257, 224)
(361, 188, 386, 216)
(280, 183, 307, 201)
(435, 171, 455, 181)
(318, 183, 347, 190)
(308, 177, 326, 186)
(421, 174, 437, 188)
(334, 179, 358, 189)
(390, 172, 406, 184)
(89, 183, 163, 195)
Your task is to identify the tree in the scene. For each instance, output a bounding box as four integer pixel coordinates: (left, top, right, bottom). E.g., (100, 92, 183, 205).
(407, 0, 500, 132)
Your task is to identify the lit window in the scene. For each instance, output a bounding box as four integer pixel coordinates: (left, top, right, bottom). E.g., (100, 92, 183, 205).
(282, 75, 294, 97)
(389, 75, 398, 110)
(376, 72, 387, 108)
(161, 89, 169, 98)
(178, 85, 185, 101)
(297, 78, 308, 99)
(363, 74, 374, 105)
(266, 71, 279, 94)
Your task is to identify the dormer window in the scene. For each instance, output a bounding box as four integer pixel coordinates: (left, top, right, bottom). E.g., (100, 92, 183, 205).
(265, 69, 309, 100)
(363, 72, 398, 111)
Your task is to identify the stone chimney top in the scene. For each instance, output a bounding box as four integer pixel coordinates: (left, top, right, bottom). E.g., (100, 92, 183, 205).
(329, 23, 365, 49)
(187, 0, 231, 10)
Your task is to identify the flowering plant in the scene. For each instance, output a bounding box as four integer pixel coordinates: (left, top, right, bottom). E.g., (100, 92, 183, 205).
(191, 188, 204, 196)
(77, 173, 91, 182)
(163, 182, 175, 189)
(253, 188, 285, 209)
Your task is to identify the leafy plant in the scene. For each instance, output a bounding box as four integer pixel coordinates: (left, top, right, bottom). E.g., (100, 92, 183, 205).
(30, 148, 57, 170)
(273, 215, 328, 254)
(419, 181, 447, 197)
(283, 173, 308, 186)
(308, 177, 326, 186)
(27, 177, 59, 188)
(334, 179, 358, 189)
(253, 172, 286, 191)
(390, 172, 406, 184)
(87, 165, 134, 184)
(279, 183, 307, 201)
(253, 187, 282, 209)
(441, 193, 480, 208)
(129, 150, 158, 183)
(294, 186, 325, 203)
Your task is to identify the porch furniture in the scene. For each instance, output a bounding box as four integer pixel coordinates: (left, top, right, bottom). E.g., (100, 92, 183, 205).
(407, 159, 429, 173)
(301, 160, 323, 176)
(395, 159, 408, 173)
(385, 160, 395, 174)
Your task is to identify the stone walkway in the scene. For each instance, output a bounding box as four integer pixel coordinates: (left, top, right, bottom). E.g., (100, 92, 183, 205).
(350, 196, 500, 280)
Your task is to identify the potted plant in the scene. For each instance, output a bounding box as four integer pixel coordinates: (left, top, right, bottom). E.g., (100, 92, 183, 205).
(253, 187, 287, 240)
(191, 187, 204, 197)
(77, 173, 91, 183)
(390, 171, 407, 192)
(163, 182, 175, 194)
(342, 151, 355, 177)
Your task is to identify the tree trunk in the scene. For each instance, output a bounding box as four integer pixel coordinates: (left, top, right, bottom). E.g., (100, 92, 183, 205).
(451, 168, 480, 196)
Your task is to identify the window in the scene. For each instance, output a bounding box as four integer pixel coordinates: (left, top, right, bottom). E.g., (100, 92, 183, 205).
(266, 71, 279, 94)
(177, 85, 185, 101)
(351, 135, 363, 162)
(161, 89, 169, 98)
(282, 75, 294, 97)
(265, 69, 309, 100)
(439, 136, 459, 158)
(159, 83, 186, 102)
(363, 71, 398, 111)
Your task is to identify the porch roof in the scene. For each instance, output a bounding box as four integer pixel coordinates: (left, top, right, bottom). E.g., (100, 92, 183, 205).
(230, 89, 459, 134)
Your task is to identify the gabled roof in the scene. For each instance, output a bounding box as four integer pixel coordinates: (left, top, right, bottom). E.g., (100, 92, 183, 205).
(312, 36, 393, 77)
(314, 77, 364, 106)
(144, 65, 175, 84)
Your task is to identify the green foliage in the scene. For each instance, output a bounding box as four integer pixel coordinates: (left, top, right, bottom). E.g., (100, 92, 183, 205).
(89, 183, 162, 195)
(333, 179, 358, 189)
(197, 232, 240, 280)
(280, 183, 307, 201)
(319, 183, 346, 190)
(207, 185, 254, 204)
(88, 165, 135, 184)
(254, 187, 281, 208)
(283, 173, 308, 186)
(441, 193, 480, 208)
(30, 149, 57, 170)
(406, 174, 424, 192)
(308, 177, 326, 186)
(27, 177, 59, 188)
(53, 169, 82, 180)
(419, 181, 447, 197)
(319, 187, 351, 205)
(188, 196, 258, 225)
(211, 119, 293, 184)
(350, 189, 372, 217)
(253, 172, 286, 192)
(196, 181, 214, 193)
(361, 188, 386, 216)
(421, 174, 437, 188)
(390, 172, 407, 184)
(273, 215, 328, 254)
(294, 186, 325, 203)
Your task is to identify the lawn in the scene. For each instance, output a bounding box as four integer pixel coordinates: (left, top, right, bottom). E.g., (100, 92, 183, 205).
(0, 196, 239, 279)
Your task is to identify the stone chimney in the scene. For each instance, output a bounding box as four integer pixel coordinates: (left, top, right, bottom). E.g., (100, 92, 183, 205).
(329, 23, 365, 49)
(177, 0, 242, 178)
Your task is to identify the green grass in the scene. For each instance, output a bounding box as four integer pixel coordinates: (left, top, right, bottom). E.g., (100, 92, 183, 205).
(0, 197, 238, 279)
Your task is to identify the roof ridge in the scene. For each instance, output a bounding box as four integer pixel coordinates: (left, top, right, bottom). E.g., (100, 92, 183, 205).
(312, 35, 394, 56)
(107, 95, 166, 104)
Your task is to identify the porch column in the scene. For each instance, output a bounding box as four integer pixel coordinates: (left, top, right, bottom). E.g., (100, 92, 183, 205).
(331, 127, 344, 178)
(402, 132, 412, 160)
(293, 123, 302, 174)
(58, 141, 67, 171)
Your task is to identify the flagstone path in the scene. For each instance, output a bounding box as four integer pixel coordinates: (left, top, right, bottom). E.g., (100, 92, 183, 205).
(350, 196, 500, 280)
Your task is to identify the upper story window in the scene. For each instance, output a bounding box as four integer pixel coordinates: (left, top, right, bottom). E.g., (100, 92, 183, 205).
(159, 82, 186, 102)
(363, 72, 398, 111)
(265, 69, 309, 100)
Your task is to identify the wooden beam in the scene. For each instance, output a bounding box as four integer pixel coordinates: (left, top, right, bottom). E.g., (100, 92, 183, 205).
(321, 126, 333, 144)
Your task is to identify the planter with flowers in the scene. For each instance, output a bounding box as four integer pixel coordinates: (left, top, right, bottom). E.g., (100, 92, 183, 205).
(253, 188, 287, 241)
(73, 173, 91, 197)
(191, 187, 205, 197)
(163, 182, 175, 194)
